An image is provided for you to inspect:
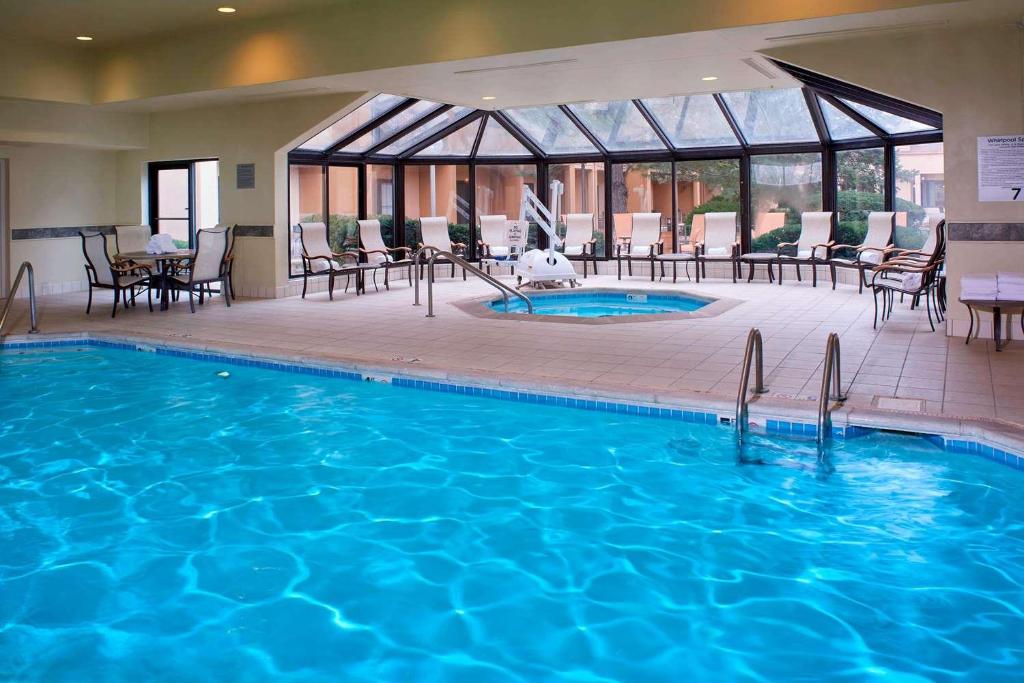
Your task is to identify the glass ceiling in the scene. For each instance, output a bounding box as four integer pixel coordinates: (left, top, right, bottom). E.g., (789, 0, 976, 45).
(840, 99, 936, 134)
(819, 99, 873, 140)
(567, 100, 665, 151)
(294, 87, 940, 159)
(643, 94, 738, 148)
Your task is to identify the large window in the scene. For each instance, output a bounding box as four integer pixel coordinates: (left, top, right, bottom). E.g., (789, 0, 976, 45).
(550, 162, 606, 255)
(288, 86, 943, 275)
(288, 164, 324, 276)
(895, 143, 945, 248)
(366, 164, 395, 245)
(676, 160, 741, 253)
(750, 153, 823, 252)
(836, 148, 884, 246)
(610, 162, 673, 251)
(403, 164, 470, 249)
(328, 165, 359, 252)
(475, 164, 537, 251)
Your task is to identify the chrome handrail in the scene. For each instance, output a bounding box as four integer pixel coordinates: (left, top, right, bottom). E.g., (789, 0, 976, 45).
(816, 332, 847, 444)
(735, 328, 767, 443)
(0, 261, 39, 338)
(418, 250, 532, 317)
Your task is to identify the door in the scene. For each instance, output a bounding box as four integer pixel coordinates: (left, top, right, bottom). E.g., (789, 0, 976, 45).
(148, 159, 219, 248)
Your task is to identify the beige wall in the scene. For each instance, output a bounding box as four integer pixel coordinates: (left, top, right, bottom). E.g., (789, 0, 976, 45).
(0, 144, 118, 292)
(114, 92, 361, 296)
(0, 38, 93, 105)
(88, 0, 955, 104)
(766, 23, 1024, 335)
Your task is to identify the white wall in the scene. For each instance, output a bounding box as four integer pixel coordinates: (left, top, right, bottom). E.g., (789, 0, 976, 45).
(0, 144, 119, 294)
(113, 92, 361, 297)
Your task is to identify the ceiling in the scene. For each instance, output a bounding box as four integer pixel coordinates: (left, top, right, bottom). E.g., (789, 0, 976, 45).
(0, 0, 340, 45)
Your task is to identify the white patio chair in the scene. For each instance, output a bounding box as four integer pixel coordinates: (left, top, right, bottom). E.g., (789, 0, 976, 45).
(616, 212, 663, 281)
(775, 211, 834, 286)
(829, 211, 894, 292)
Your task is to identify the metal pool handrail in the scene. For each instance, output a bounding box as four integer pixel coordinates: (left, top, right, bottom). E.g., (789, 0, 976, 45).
(816, 332, 848, 444)
(414, 248, 533, 317)
(0, 261, 40, 338)
(735, 328, 768, 443)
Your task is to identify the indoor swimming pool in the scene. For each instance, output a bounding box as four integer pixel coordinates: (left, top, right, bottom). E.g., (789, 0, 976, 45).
(1, 344, 1022, 681)
(487, 289, 712, 318)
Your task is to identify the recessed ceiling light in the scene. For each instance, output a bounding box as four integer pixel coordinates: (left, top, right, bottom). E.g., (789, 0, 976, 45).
(701, 76, 718, 81)
(76, 35, 93, 41)
(481, 95, 496, 101)
(217, 6, 236, 13)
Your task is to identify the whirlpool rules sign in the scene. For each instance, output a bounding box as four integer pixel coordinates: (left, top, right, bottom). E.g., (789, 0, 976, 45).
(978, 135, 1024, 201)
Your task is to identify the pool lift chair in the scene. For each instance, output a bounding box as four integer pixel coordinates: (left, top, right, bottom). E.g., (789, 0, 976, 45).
(515, 180, 579, 289)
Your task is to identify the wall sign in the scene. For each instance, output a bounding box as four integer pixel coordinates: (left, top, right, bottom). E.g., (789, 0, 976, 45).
(978, 136, 1024, 201)
(236, 163, 256, 190)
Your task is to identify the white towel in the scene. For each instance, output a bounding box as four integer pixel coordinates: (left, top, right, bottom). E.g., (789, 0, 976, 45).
(901, 273, 923, 291)
(145, 234, 178, 255)
(998, 271, 1024, 287)
(996, 285, 1024, 301)
(961, 274, 997, 299)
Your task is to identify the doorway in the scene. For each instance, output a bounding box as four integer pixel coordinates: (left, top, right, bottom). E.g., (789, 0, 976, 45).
(148, 159, 219, 248)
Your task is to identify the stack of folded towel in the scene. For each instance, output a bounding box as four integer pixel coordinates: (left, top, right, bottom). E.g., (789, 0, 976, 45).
(960, 274, 997, 300)
(997, 272, 1024, 301)
(145, 233, 178, 255)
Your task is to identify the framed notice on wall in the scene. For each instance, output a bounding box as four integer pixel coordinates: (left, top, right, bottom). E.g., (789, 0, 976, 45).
(236, 163, 255, 190)
(978, 136, 1024, 201)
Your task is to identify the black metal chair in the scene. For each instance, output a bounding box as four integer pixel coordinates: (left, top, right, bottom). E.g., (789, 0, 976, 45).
(828, 211, 894, 293)
(167, 226, 231, 313)
(297, 222, 363, 299)
(870, 219, 946, 331)
(80, 231, 153, 318)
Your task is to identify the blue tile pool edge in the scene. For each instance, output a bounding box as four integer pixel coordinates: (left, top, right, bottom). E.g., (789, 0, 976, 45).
(3, 335, 1022, 471)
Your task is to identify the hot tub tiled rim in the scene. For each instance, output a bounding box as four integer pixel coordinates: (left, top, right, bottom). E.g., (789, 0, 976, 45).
(454, 286, 744, 324)
(4, 332, 1023, 470)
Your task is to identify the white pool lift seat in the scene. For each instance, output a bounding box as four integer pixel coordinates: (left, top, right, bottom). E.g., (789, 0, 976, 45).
(515, 181, 578, 288)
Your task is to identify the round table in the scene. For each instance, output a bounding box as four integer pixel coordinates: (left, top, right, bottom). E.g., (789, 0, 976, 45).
(118, 250, 194, 311)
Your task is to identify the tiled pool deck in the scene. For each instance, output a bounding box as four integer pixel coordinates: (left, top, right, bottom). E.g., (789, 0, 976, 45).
(4, 272, 1024, 450)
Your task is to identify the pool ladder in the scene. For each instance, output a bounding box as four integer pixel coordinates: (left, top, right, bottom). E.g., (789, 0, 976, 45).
(816, 332, 847, 444)
(735, 329, 847, 446)
(0, 261, 40, 339)
(735, 328, 768, 444)
(412, 247, 533, 317)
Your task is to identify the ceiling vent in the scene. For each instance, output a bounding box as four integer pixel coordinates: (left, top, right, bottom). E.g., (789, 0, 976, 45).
(454, 58, 578, 76)
(741, 57, 779, 80)
(765, 20, 947, 42)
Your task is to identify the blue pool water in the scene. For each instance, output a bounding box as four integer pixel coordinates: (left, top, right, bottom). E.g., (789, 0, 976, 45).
(1, 346, 1023, 682)
(488, 290, 709, 317)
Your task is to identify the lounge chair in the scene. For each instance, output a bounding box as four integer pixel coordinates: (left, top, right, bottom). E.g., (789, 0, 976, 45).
(297, 221, 362, 299)
(616, 212, 664, 281)
(477, 214, 514, 273)
(417, 216, 467, 280)
(696, 212, 739, 283)
(870, 219, 946, 330)
(80, 231, 153, 318)
(561, 213, 598, 278)
(890, 210, 944, 262)
(167, 226, 232, 313)
(357, 219, 413, 289)
(775, 212, 834, 286)
(827, 212, 894, 293)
